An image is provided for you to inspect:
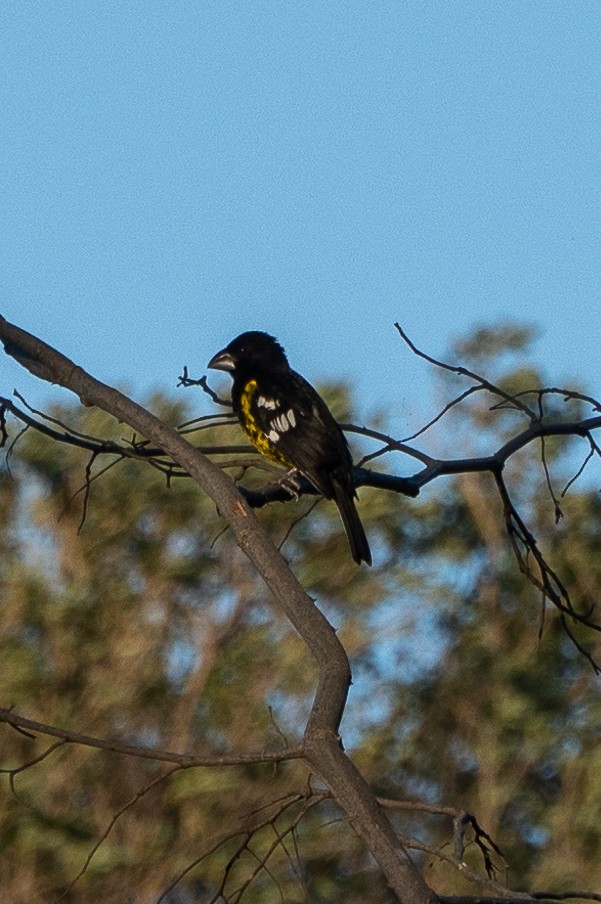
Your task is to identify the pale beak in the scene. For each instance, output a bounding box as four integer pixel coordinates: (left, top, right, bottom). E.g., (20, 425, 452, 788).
(207, 348, 235, 372)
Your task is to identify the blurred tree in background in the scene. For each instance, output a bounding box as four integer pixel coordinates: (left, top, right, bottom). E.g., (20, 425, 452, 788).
(1, 323, 600, 902)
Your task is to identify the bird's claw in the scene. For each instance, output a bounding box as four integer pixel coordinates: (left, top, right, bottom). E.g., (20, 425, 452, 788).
(278, 468, 303, 501)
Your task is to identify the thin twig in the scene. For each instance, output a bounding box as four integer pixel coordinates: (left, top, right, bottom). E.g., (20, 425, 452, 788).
(0, 708, 303, 767)
(394, 323, 537, 419)
(58, 766, 182, 900)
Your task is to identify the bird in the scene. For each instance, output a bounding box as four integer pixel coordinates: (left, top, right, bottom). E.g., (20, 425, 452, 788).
(208, 331, 372, 566)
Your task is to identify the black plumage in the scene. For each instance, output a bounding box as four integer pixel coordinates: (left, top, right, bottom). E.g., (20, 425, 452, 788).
(208, 331, 371, 566)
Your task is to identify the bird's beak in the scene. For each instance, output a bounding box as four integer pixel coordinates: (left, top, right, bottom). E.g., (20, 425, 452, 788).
(207, 348, 235, 372)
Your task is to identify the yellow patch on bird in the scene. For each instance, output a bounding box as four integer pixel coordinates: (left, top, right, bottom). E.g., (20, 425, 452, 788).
(240, 379, 293, 467)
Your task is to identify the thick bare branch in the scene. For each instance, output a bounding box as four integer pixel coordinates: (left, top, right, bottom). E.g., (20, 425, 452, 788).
(0, 315, 435, 904)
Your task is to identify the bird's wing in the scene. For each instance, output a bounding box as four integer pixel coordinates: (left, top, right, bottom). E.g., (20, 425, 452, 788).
(250, 371, 351, 499)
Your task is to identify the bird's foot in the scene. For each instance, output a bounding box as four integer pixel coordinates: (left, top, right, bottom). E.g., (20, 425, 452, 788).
(278, 468, 303, 501)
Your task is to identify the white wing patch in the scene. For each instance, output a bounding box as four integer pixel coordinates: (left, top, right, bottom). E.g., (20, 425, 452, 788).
(257, 395, 278, 410)
(266, 408, 297, 444)
(273, 410, 296, 432)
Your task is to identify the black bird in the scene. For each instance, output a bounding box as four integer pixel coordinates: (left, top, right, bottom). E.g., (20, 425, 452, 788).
(208, 331, 371, 566)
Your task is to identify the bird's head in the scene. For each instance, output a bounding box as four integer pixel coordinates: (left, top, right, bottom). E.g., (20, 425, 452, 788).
(208, 331, 288, 373)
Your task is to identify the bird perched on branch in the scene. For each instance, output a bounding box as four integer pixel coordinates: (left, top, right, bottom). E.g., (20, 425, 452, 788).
(208, 331, 371, 566)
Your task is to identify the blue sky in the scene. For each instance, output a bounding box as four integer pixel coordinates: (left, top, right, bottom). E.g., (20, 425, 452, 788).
(1, 3, 600, 441)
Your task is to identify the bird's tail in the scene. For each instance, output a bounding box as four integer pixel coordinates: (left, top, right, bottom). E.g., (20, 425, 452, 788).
(332, 479, 372, 566)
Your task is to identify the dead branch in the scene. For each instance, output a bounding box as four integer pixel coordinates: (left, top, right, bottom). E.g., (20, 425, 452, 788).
(0, 707, 302, 768)
(0, 315, 434, 904)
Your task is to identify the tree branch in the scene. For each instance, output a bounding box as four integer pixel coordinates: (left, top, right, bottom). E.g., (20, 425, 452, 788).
(0, 707, 301, 767)
(0, 315, 435, 904)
